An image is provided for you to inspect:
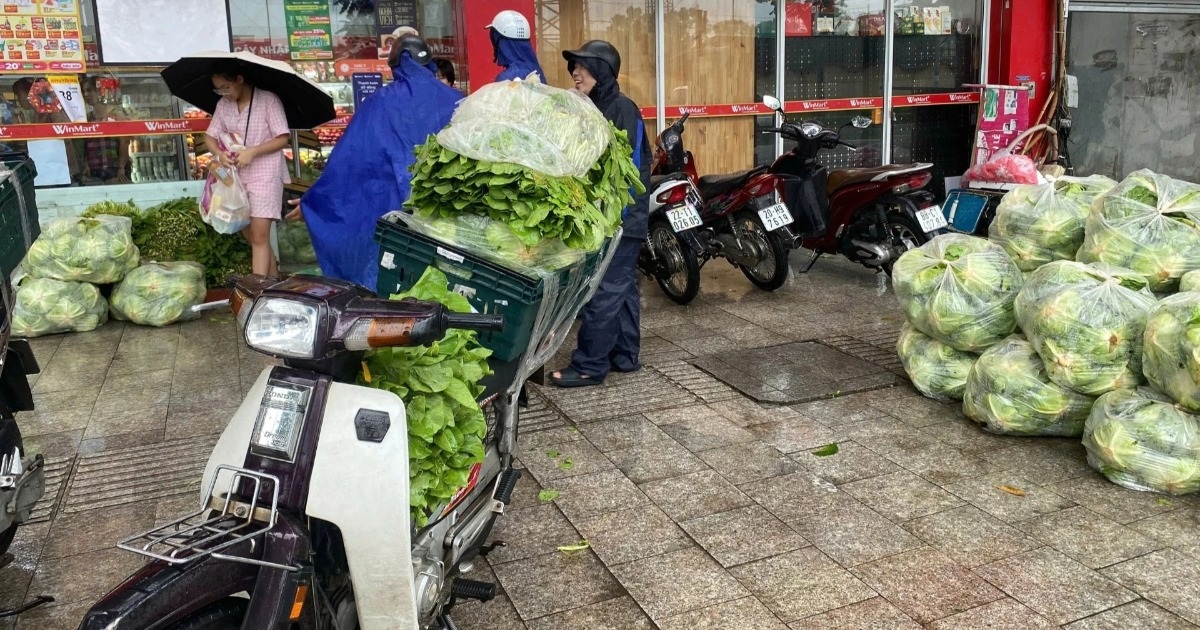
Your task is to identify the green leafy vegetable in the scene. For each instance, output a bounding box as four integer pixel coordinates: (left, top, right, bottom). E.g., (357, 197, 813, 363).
(1077, 169, 1200, 292)
(989, 175, 1116, 271)
(21, 215, 140, 284)
(892, 233, 1024, 352)
(1181, 270, 1200, 293)
(407, 124, 643, 253)
(962, 335, 1095, 436)
(1083, 388, 1200, 495)
(1142, 293, 1200, 411)
(896, 322, 977, 402)
(537, 489, 560, 502)
(277, 219, 318, 266)
(359, 267, 494, 527)
(11, 277, 108, 337)
(1014, 261, 1157, 396)
(558, 458, 575, 471)
(811, 443, 839, 457)
(109, 261, 207, 327)
(134, 198, 253, 287)
(557, 540, 591, 554)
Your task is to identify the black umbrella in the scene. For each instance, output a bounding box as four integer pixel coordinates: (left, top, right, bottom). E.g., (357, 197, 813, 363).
(161, 50, 336, 130)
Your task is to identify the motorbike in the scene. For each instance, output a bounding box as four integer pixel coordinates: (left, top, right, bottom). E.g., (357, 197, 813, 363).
(638, 113, 794, 305)
(80, 228, 616, 629)
(758, 95, 946, 274)
(0, 275, 50, 618)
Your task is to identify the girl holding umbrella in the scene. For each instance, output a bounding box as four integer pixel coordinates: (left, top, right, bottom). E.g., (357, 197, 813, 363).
(204, 60, 291, 277)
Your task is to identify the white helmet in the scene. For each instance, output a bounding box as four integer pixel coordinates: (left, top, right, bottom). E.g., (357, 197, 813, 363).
(487, 10, 530, 40)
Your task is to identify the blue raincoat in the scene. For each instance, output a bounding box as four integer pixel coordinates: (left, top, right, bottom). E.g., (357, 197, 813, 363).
(301, 53, 461, 290)
(492, 31, 546, 83)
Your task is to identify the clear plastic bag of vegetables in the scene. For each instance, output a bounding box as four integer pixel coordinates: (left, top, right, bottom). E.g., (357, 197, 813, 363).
(109, 261, 207, 327)
(21, 215, 140, 284)
(436, 78, 611, 178)
(989, 175, 1117, 272)
(892, 233, 1024, 352)
(1077, 169, 1200, 292)
(1083, 388, 1200, 495)
(1142, 292, 1200, 411)
(11, 277, 108, 337)
(277, 219, 318, 266)
(963, 335, 1095, 436)
(1181, 270, 1200, 293)
(895, 322, 976, 402)
(1014, 261, 1157, 396)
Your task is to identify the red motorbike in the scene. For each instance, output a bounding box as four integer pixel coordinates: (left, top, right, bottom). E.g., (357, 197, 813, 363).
(757, 96, 946, 273)
(638, 113, 793, 305)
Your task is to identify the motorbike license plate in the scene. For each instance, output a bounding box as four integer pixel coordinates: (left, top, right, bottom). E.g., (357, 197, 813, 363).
(915, 205, 949, 233)
(758, 203, 793, 231)
(667, 204, 703, 232)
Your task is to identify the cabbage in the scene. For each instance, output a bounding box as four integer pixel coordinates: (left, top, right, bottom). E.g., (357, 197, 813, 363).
(1015, 261, 1157, 396)
(277, 220, 317, 266)
(963, 335, 1095, 436)
(1077, 169, 1200, 292)
(892, 233, 1023, 352)
(989, 175, 1116, 272)
(11, 278, 108, 337)
(1181, 270, 1200, 293)
(895, 322, 976, 401)
(109, 262, 207, 327)
(1083, 388, 1200, 495)
(21, 215, 139, 284)
(1142, 293, 1200, 411)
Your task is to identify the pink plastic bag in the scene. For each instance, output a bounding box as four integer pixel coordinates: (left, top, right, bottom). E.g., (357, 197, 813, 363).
(963, 150, 1040, 185)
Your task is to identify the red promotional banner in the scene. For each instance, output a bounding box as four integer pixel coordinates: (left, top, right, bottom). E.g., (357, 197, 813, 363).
(785, 2, 813, 37)
(638, 93, 978, 119)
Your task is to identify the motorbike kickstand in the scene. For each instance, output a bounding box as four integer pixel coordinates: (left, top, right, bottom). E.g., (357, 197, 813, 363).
(478, 540, 507, 557)
(799, 249, 819, 273)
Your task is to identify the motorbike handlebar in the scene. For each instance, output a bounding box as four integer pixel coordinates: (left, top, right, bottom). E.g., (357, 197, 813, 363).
(763, 127, 785, 134)
(838, 139, 859, 151)
(445, 312, 506, 333)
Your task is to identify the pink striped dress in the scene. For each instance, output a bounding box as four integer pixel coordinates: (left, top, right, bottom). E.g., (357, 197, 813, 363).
(205, 88, 291, 220)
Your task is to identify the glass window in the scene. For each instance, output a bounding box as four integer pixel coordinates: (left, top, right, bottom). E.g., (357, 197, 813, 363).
(534, 1, 656, 108)
(890, 0, 982, 95)
(1067, 11, 1200, 182)
(663, 1, 777, 176)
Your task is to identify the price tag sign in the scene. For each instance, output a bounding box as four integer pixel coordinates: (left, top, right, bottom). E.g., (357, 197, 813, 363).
(47, 74, 86, 122)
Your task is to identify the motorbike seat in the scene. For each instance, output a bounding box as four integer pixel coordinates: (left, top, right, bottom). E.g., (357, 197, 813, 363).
(650, 171, 693, 188)
(826, 163, 933, 195)
(696, 166, 767, 200)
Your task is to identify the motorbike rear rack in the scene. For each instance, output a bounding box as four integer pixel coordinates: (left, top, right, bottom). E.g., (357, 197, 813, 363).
(118, 465, 293, 571)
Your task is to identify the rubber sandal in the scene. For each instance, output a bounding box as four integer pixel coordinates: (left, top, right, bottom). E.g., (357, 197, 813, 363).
(611, 360, 641, 374)
(550, 367, 603, 388)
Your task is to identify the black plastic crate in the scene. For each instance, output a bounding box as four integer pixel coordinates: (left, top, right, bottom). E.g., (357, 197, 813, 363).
(0, 156, 38, 279)
(375, 215, 608, 363)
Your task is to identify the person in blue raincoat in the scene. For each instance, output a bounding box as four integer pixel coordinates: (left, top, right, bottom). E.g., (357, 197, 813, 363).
(488, 10, 545, 83)
(298, 34, 461, 290)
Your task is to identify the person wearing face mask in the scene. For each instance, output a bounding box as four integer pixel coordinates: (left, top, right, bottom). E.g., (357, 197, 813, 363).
(550, 40, 651, 388)
(298, 34, 462, 290)
(487, 10, 545, 83)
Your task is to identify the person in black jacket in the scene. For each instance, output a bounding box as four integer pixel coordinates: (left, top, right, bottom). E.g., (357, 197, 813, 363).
(551, 40, 652, 388)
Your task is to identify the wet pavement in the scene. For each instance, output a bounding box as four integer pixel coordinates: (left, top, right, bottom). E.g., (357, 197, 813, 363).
(5, 255, 1200, 629)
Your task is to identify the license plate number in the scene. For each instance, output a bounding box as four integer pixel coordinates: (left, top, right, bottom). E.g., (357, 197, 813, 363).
(915, 205, 948, 233)
(666, 204, 703, 232)
(758, 203, 793, 231)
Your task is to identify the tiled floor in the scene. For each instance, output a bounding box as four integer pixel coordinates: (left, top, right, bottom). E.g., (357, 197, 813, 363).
(4, 256, 1200, 629)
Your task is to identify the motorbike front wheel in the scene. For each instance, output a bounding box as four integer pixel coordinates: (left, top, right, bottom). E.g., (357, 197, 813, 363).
(648, 220, 700, 305)
(735, 213, 790, 292)
(170, 598, 247, 630)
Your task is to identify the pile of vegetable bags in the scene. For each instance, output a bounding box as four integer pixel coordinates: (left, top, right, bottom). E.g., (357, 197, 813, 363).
(891, 234, 1024, 400)
(110, 262, 207, 327)
(989, 175, 1116, 272)
(13, 214, 140, 337)
(1077, 169, 1200, 293)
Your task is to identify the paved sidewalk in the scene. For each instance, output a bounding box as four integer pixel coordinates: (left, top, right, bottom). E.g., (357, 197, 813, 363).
(4, 257, 1200, 629)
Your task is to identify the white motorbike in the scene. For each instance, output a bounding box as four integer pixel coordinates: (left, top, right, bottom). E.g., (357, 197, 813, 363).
(80, 228, 617, 630)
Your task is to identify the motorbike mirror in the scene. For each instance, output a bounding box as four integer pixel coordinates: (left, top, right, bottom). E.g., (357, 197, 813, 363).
(851, 116, 872, 129)
(762, 95, 782, 112)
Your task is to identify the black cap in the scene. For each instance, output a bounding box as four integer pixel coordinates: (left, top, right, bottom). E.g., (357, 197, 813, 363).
(391, 33, 431, 67)
(562, 40, 621, 78)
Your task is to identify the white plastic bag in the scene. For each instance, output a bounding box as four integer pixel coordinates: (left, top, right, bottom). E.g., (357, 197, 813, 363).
(201, 162, 251, 235)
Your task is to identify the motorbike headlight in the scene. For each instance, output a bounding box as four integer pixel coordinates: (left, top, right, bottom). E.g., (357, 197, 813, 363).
(800, 123, 822, 138)
(244, 298, 319, 359)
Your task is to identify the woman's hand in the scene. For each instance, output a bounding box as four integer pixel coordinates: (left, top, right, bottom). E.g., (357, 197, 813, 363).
(233, 147, 258, 168)
(284, 198, 303, 222)
(217, 151, 235, 167)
